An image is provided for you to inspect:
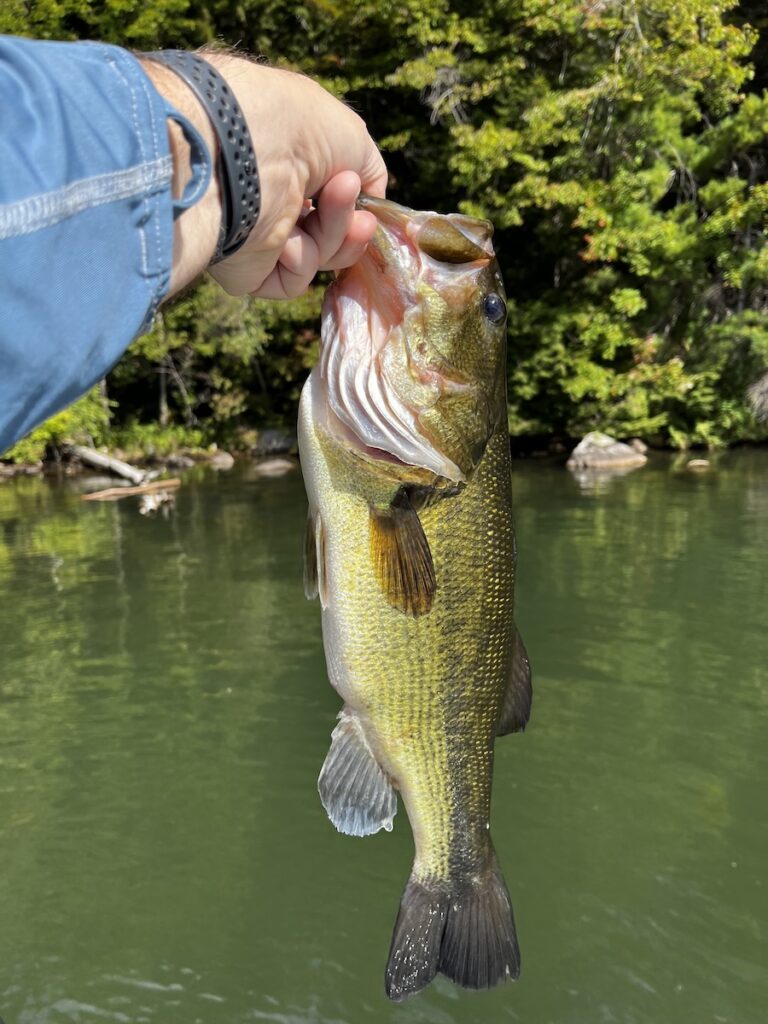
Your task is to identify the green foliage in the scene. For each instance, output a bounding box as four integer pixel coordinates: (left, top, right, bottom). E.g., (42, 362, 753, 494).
(0, 0, 204, 46)
(108, 279, 321, 436)
(4, 0, 768, 458)
(3, 388, 111, 463)
(105, 421, 208, 460)
(423, 0, 767, 447)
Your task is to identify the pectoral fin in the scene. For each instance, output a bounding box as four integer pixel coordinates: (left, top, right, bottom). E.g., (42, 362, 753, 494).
(497, 626, 532, 736)
(318, 710, 397, 836)
(304, 511, 318, 599)
(370, 491, 436, 617)
(303, 511, 328, 607)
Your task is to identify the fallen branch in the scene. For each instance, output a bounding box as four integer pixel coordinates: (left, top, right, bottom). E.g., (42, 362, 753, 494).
(70, 444, 146, 485)
(82, 478, 181, 502)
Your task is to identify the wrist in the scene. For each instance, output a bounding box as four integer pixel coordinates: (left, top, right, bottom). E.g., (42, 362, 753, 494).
(139, 58, 222, 295)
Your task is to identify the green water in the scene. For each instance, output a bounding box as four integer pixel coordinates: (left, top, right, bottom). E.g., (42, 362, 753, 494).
(1, 452, 766, 1024)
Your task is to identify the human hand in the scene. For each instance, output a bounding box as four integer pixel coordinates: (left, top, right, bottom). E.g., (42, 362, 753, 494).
(206, 55, 387, 299)
(212, 167, 380, 299)
(143, 53, 387, 299)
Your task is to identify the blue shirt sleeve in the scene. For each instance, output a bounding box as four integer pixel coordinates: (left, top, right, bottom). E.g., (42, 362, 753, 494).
(0, 36, 212, 453)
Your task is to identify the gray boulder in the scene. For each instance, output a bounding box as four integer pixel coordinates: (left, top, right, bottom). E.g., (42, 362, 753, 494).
(248, 457, 296, 478)
(567, 431, 648, 471)
(210, 450, 235, 470)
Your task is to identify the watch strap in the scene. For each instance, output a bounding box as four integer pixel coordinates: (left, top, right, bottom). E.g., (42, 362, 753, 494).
(148, 50, 260, 264)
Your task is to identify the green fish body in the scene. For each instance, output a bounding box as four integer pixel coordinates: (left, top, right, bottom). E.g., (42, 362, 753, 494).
(298, 196, 531, 1000)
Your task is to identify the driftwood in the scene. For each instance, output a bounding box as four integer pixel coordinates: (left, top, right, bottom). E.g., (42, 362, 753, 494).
(70, 444, 146, 485)
(82, 478, 181, 502)
(138, 489, 176, 515)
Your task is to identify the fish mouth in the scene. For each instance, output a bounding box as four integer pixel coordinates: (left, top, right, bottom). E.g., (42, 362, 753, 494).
(317, 197, 495, 484)
(356, 194, 494, 259)
(355, 195, 494, 293)
(356, 193, 415, 225)
(355, 195, 421, 285)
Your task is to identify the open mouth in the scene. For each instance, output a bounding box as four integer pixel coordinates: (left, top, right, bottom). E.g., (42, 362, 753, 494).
(329, 194, 495, 350)
(326, 197, 423, 354)
(315, 197, 497, 485)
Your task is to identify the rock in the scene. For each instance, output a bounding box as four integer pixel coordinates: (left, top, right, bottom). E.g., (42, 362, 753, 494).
(252, 428, 296, 456)
(629, 438, 648, 454)
(686, 459, 710, 471)
(567, 431, 648, 471)
(164, 453, 196, 469)
(210, 450, 235, 470)
(249, 457, 296, 478)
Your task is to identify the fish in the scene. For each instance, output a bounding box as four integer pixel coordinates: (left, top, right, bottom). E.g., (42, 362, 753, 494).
(298, 195, 532, 1000)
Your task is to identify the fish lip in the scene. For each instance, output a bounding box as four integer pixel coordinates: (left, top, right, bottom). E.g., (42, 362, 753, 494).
(356, 193, 415, 225)
(357, 194, 495, 262)
(352, 194, 419, 293)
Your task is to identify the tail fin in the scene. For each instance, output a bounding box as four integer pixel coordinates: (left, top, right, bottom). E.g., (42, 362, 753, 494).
(385, 852, 520, 1000)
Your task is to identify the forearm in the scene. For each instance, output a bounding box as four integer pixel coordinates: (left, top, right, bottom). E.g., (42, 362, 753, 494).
(0, 36, 185, 452)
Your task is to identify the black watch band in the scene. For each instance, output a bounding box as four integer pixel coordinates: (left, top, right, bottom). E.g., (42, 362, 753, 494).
(147, 50, 261, 264)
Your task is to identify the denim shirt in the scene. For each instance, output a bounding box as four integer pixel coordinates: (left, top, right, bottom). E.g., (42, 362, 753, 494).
(0, 36, 212, 452)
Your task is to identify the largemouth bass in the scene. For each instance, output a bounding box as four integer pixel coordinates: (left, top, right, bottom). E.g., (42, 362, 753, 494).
(298, 195, 531, 1000)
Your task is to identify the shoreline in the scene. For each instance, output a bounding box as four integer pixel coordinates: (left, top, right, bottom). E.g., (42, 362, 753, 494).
(4, 433, 768, 481)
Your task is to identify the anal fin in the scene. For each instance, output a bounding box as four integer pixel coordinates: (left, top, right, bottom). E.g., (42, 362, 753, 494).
(497, 625, 532, 736)
(318, 710, 397, 837)
(370, 489, 436, 617)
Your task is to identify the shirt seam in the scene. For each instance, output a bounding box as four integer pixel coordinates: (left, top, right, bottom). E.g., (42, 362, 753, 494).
(0, 157, 173, 241)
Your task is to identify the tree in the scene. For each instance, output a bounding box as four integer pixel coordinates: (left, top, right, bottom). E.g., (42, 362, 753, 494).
(2, 0, 766, 458)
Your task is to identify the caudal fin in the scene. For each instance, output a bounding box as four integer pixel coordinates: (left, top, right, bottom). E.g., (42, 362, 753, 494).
(385, 853, 520, 1000)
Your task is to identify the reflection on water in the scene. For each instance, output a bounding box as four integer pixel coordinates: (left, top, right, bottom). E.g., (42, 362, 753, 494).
(1, 453, 766, 1024)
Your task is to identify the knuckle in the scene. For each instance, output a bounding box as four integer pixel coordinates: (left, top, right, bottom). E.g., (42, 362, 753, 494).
(286, 273, 312, 299)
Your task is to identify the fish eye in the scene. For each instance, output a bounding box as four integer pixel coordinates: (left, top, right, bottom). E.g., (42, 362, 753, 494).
(483, 293, 506, 325)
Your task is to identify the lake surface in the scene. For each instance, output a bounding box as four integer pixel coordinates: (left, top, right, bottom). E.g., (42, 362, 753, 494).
(1, 451, 766, 1024)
